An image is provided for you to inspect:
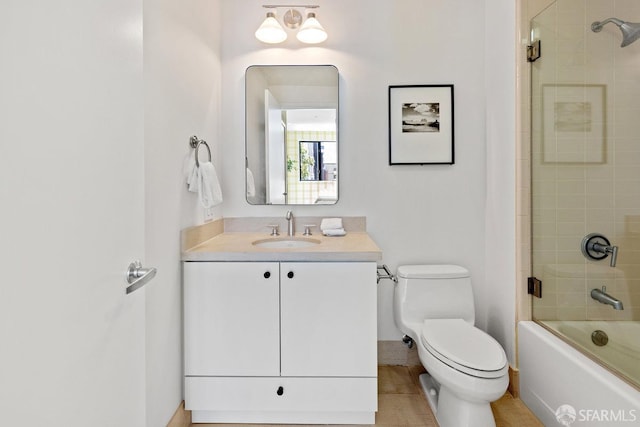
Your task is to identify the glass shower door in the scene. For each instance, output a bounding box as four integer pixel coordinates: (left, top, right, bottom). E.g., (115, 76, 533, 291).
(530, 0, 640, 387)
(532, 0, 629, 322)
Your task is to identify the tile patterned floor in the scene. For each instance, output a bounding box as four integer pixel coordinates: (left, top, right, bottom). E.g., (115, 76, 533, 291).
(190, 365, 543, 427)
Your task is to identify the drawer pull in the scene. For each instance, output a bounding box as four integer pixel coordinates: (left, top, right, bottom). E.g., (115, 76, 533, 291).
(277, 386, 284, 396)
(264, 271, 271, 279)
(287, 271, 294, 279)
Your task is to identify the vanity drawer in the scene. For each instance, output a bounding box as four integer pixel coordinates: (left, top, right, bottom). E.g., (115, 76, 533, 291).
(185, 376, 377, 412)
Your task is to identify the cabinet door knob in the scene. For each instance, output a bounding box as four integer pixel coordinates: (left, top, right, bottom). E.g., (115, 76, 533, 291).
(277, 386, 284, 396)
(287, 271, 294, 279)
(264, 271, 271, 279)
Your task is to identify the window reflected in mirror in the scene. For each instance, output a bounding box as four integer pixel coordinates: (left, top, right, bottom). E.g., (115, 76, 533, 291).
(299, 141, 337, 181)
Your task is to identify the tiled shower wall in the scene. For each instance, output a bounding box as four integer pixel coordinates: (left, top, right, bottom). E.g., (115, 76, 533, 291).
(286, 130, 337, 205)
(523, 0, 640, 321)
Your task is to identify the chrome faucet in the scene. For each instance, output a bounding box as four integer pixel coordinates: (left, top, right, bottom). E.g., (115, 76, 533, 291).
(591, 286, 624, 310)
(286, 210, 294, 236)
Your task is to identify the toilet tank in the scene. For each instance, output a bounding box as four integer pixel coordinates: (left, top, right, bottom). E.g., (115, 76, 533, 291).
(394, 265, 476, 330)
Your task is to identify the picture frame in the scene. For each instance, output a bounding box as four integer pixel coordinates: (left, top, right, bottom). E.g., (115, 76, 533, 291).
(542, 84, 606, 163)
(388, 84, 454, 165)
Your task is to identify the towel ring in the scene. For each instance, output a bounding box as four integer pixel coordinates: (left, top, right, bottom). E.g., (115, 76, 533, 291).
(189, 135, 212, 167)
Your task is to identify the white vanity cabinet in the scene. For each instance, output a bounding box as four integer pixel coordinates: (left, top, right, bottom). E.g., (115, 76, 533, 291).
(184, 262, 280, 377)
(183, 261, 378, 424)
(279, 262, 377, 377)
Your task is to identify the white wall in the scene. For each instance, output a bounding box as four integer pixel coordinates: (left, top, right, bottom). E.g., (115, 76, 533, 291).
(144, 0, 222, 425)
(483, 0, 517, 364)
(219, 0, 516, 362)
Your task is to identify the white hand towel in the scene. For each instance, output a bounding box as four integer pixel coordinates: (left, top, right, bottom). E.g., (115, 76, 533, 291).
(322, 228, 346, 237)
(246, 167, 256, 197)
(320, 217, 343, 231)
(184, 153, 199, 193)
(198, 161, 223, 208)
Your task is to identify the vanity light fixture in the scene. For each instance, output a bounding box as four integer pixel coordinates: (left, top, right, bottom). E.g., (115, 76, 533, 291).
(296, 12, 327, 43)
(255, 5, 327, 44)
(255, 11, 288, 44)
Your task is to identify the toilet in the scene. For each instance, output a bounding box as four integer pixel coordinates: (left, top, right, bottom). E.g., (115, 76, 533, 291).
(393, 264, 508, 427)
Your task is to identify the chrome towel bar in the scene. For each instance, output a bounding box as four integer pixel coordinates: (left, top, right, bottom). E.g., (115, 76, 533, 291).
(189, 135, 212, 167)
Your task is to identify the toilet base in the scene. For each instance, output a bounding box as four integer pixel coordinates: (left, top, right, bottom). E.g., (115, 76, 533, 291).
(418, 373, 497, 427)
(418, 373, 440, 414)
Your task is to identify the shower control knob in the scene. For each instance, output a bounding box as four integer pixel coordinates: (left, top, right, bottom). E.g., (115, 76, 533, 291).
(277, 386, 284, 396)
(581, 233, 619, 267)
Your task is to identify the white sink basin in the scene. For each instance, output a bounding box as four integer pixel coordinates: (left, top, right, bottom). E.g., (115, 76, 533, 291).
(252, 237, 321, 249)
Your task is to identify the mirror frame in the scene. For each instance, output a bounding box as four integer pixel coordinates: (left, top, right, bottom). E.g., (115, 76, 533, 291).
(245, 65, 339, 205)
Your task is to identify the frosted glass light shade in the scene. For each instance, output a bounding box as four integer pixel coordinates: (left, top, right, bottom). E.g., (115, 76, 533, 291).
(255, 13, 287, 44)
(296, 13, 327, 44)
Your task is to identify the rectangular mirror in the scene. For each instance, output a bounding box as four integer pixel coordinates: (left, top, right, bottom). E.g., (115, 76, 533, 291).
(245, 65, 339, 205)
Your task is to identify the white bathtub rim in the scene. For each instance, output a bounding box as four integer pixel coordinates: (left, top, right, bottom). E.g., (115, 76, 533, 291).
(521, 321, 639, 397)
(519, 321, 640, 426)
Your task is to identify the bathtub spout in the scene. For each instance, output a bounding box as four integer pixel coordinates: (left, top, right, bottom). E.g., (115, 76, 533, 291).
(591, 287, 624, 310)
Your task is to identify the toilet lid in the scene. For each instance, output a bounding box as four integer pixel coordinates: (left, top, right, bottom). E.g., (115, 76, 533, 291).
(397, 264, 470, 279)
(420, 319, 507, 379)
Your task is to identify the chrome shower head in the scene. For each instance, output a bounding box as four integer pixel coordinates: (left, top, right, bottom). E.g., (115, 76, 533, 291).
(592, 17, 640, 47)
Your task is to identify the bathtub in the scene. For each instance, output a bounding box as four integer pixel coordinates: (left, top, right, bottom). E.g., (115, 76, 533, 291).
(519, 321, 640, 426)
(543, 320, 640, 385)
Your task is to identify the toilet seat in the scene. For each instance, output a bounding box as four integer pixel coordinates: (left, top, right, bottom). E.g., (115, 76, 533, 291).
(420, 319, 507, 379)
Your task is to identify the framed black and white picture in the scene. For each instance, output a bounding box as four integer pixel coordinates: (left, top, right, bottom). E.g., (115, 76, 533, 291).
(388, 84, 454, 165)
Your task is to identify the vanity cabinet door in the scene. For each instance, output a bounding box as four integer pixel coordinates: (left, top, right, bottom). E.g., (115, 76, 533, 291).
(280, 262, 377, 377)
(184, 262, 280, 376)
